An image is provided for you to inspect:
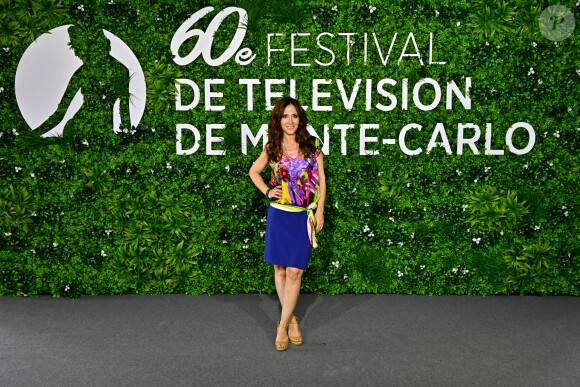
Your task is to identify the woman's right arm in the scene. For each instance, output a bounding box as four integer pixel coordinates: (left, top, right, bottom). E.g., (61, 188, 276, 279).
(249, 149, 282, 200)
(249, 148, 270, 195)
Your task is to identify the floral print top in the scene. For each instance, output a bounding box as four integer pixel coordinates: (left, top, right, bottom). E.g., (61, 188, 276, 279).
(268, 136, 323, 208)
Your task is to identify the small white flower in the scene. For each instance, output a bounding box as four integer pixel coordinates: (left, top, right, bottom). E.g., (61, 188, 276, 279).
(151, 170, 154, 174)
(260, 231, 265, 237)
(363, 225, 370, 232)
(524, 164, 529, 169)
(4, 232, 11, 236)
(332, 261, 339, 268)
(244, 238, 249, 243)
(60, 211, 64, 216)
(2, 47, 8, 52)
(15, 166, 21, 172)
(484, 166, 491, 173)
(432, 181, 436, 185)
(331, 5, 338, 11)
(532, 42, 537, 48)
(577, 69, 580, 75)
(397, 271, 403, 277)
(474, 179, 478, 183)
(65, 285, 70, 291)
(420, 265, 425, 270)
(369, 6, 377, 13)
(151, 128, 156, 132)
(231, 205, 238, 209)
(462, 269, 469, 274)
(534, 225, 540, 230)
(435, 10, 439, 16)
(406, 183, 411, 187)
(472, 237, 481, 244)
(0, 87, 3, 93)
(538, 79, 542, 85)
(102, 95, 106, 99)
(452, 268, 458, 273)
(456, 21, 461, 26)
(369, 232, 375, 237)
(126, 169, 131, 173)
(77, 5, 84, 11)
(82, 140, 89, 146)
(564, 211, 569, 217)
(101, 250, 106, 257)
(567, 107, 572, 112)
(105, 230, 112, 235)
(30, 249, 36, 254)
(554, 131, 560, 138)
(53, 242, 58, 247)
(491, 88, 496, 93)
(456, 170, 462, 175)
(462, 204, 468, 211)
(410, 233, 414, 238)
(30, 173, 35, 177)
(242, 245, 248, 249)
(31, 212, 37, 217)
(528, 67, 535, 75)
(467, 228, 471, 233)
(130, 130, 136, 135)
(548, 162, 553, 166)
(205, 184, 210, 189)
(387, 239, 392, 245)
(423, 207, 426, 211)
(398, 241, 404, 246)
(260, 216, 266, 222)
(378, 171, 384, 176)
(61, 160, 65, 163)
(313, 15, 317, 20)
(222, 240, 228, 244)
(364, 203, 369, 207)
(123, 128, 128, 133)
(562, 206, 567, 209)
(225, 165, 230, 171)
(344, 275, 348, 279)
(388, 217, 394, 222)
(334, 202, 338, 209)
(166, 163, 172, 169)
(485, 41, 489, 46)
(352, 188, 357, 193)
(500, 230, 504, 235)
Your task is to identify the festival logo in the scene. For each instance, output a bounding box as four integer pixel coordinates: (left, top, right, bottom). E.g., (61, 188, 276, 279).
(15, 25, 146, 137)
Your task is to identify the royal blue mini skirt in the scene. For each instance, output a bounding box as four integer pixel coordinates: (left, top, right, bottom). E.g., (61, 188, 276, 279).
(263, 205, 314, 269)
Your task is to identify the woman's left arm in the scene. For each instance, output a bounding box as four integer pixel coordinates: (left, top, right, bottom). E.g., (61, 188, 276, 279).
(315, 153, 326, 232)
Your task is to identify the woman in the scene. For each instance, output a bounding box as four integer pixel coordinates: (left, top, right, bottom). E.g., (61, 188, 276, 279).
(249, 97, 326, 351)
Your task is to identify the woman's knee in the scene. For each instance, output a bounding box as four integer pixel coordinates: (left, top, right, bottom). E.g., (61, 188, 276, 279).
(274, 265, 287, 278)
(286, 267, 303, 282)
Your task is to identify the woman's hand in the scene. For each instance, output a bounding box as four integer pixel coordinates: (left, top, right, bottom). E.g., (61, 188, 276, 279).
(314, 211, 324, 232)
(267, 185, 282, 200)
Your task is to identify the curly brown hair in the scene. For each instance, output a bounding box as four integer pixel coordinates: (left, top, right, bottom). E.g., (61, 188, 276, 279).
(266, 97, 316, 163)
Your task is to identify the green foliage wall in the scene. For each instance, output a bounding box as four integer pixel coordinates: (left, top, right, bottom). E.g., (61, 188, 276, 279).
(0, 0, 578, 297)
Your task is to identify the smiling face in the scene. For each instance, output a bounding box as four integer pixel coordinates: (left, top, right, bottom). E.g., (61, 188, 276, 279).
(280, 104, 299, 137)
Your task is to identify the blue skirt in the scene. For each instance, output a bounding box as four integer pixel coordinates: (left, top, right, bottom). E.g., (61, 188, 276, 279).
(264, 205, 314, 269)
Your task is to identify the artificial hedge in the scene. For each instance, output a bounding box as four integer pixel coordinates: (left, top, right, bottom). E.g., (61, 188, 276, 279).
(0, 0, 578, 297)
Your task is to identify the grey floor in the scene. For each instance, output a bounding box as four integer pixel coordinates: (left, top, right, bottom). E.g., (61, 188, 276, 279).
(1, 294, 579, 387)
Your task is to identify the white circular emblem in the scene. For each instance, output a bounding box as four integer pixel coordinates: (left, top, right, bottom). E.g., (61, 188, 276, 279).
(15, 25, 146, 137)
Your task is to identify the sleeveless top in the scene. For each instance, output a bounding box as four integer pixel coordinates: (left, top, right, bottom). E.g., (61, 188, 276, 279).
(267, 136, 323, 208)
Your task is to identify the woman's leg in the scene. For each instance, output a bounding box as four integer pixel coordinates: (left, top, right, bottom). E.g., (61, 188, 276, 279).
(280, 267, 304, 339)
(274, 265, 289, 348)
(273, 265, 287, 305)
